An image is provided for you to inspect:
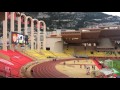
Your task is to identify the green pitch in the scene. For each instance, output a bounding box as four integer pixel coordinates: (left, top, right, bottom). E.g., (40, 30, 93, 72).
(99, 60, 120, 75)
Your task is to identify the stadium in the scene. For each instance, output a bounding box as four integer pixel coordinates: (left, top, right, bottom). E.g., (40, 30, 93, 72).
(0, 12, 120, 78)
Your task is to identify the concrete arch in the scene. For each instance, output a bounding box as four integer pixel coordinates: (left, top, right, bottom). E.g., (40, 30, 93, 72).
(26, 16, 34, 50)
(2, 12, 47, 51)
(20, 13, 27, 34)
(33, 19, 39, 50)
(39, 20, 46, 50)
(9, 12, 25, 51)
(33, 19, 39, 32)
(16, 12, 21, 16)
(21, 13, 27, 35)
(8, 12, 21, 33)
(33, 19, 39, 23)
(3, 12, 16, 51)
(16, 12, 21, 33)
(10, 12, 20, 32)
(21, 13, 26, 17)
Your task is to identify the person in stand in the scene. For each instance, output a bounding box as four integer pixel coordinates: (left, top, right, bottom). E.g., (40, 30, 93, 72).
(31, 70, 34, 76)
(31, 70, 33, 73)
(80, 65, 82, 68)
(19, 36, 23, 47)
(92, 65, 95, 70)
(101, 64, 104, 68)
(53, 58, 56, 61)
(63, 61, 66, 65)
(28, 43, 31, 48)
(86, 67, 90, 75)
(93, 71, 96, 77)
(55, 58, 57, 61)
(53, 58, 54, 61)
(84, 65, 86, 69)
(74, 60, 75, 64)
(25, 35, 28, 45)
(93, 65, 95, 70)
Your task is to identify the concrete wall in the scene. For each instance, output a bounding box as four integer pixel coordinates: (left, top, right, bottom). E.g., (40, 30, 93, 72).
(46, 37, 63, 52)
(46, 30, 62, 37)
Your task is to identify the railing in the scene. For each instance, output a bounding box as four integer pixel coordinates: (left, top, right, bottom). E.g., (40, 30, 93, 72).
(0, 69, 22, 78)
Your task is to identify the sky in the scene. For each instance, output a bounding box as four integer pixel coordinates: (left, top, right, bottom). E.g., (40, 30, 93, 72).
(103, 12, 120, 16)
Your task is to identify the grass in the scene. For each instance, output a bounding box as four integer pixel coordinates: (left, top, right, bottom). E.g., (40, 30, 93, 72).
(99, 60, 120, 75)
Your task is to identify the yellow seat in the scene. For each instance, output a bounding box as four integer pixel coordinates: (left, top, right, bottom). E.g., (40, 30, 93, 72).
(24, 50, 47, 60)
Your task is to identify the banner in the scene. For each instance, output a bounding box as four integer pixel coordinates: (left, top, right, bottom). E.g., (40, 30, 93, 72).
(11, 32, 24, 44)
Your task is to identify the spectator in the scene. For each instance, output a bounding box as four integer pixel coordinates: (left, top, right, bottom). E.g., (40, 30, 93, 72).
(19, 36, 23, 46)
(84, 65, 86, 69)
(63, 62, 66, 65)
(80, 65, 82, 68)
(31, 70, 33, 74)
(74, 60, 75, 64)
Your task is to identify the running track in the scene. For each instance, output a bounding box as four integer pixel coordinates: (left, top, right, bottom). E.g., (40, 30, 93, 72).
(31, 58, 88, 78)
(31, 60, 70, 78)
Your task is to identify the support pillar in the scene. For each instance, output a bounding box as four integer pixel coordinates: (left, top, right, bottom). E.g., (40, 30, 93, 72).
(24, 17, 28, 50)
(18, 16, 21, 33)
(31, 21, 34, 50)
(40, 21, 46, 50)
(10, 12, 15, 51)
(3, 12, 8, 51)
(37, 22, 40, 52)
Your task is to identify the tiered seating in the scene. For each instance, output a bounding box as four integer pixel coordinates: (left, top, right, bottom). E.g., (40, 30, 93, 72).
(52, 52, 71, 58)
(85, 47, 95, 56)
(0, 50, 32, 78)
(76, 50, 86, 56)
(63, 52, 73, 57)
(75, 46, 86, 56)
(105, 51, 116, 57)
(86, 50, 94, 56)
(93, 51, 106, 57)
(115, 52, 120, 57)
(64, 47, 74, 55)
(91, 51, 116, 57)
(40, 50, 56, 58)
(23, 50, 47, 60)
(75, 50, 117, 57)
(0, 50, 32, 65)
(34, 50, 40, 53)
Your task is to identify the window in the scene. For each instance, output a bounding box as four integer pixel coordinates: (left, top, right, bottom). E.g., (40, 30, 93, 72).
(46, 47, 50, 50)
